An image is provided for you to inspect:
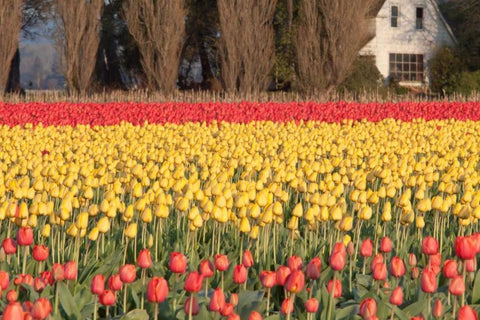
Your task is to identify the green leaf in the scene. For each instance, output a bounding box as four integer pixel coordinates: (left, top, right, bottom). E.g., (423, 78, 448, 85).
(472, 269, 480, 304)
(117, 309, 149, 320)
(58, 282, 82, 320)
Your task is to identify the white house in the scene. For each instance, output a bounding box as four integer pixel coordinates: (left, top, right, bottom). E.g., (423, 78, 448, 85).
(361, 0, 456, 86)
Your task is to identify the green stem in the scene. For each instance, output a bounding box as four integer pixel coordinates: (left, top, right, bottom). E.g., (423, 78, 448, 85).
(93, 296, 98, 320)
(154, 303, 158, 320)
(123, 284, 128, 314)
(188, 293, 194, 320)
(326, 272, 337, 320)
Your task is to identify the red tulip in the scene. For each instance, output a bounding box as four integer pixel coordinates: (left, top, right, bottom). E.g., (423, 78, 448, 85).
(220, 302, 234, 316)
(284, 270, 305, 293)
(40, 271, 54, 286)
(32, 245, 49, 262)
(147, 277, 168, 303)
(408, 253, 417, 266)
(119, 264, 136, 283)
(411, 266, 420, 279)
(0, 270, 10, 290)
(230, 293, 238, 306)
(442, 259, 458, 278)
(34, 277, 46, 292)
(233, 264, 247, 284)
(64, 261, 77, 280)
(3, 302, 24, 320)
(31, 297, 52, 320)
(329, 242, 346, 271)
(7, 289, 18, 302)
(466, 259, 475, 273)
(17, 227, 33, 246)
(260, 270, 276, 288)
(52, 263, 64, 282)
(458, 305, 478, 320)
(228, 313, 240, 320)
(249, 310, 263, 320)
(214, 254, 229, 272)
(108, 274, 123, 291)
(455, 236, 476, 260)
(281, 297, 294, 315)
(432, 299, 443, 319)
(306, 257, 321, 280)
(184, 296, 199, 315)
(421, 268, 437, 293)
(169, 252, 187, 274)
(199, 259, 215, 278)
(287, 255, 303, 271)
(372, 262, 387, 281)
(371, 253, 384, 270)
(449, 275, 466, 296)
(242, 250, 254, 268)
(99, 290, 116, 306)
(137, 249, 152, 269)
(276, 265, 291, 286)
(305, 298, 319, 313)
(327, 279, 342, 298)
(359, 297, 377, 318)
(184, 271, 203, 292)
(422, 237, 439, 255)
(389, 256, 405, 278)
(2, 238, 17, 254)
(91, 274, 105, 295)
(360, 238, 373, 257)
(389, 287, 403, 306)
(209, 288, 226, 312)
(379, 236, 393, 253)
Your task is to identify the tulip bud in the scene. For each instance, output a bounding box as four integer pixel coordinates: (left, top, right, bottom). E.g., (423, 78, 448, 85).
(209, 288, 226, 312)
(329, 242, 346, 271)
(281, 297, 294, 315)
(411, 266, 420, 279)
(137, 249, 152, 269)
(305, 298, 319, 313)
(3, 302, 24, 320)
(372, 262, 387, 281)
(389, 287, 403, 306)
(214, 254, 229, 272)
(7, 289, 18, 302)
(284, 270, 305, 293)
(287, 255, 302, 271)
(220, 302, 234, 317)
(99, 290, 116, 306)
(421, 268, 437, 293)
(124, 223, 137, 239)
(17, 227, 34, 246)
(327, 279, 342, 298)
(449, 275, 466, 296)
(0, 270, 10, 290)
(389, 256, 406, 278)
(359, 297, 377, 318)
(379, 236, 393, 253)
(199, 259, 215, 278)
(184, 296, 199, 315)
(2, 238, 17, 254)
(108, 274, 123, 291)
(147, 277, 168, 303)
(31, 297, 53, 320)
(432, 299, 443, 319)
(52, 263, 64, 282)
(242, 250, 254, 268)
(119, 264, 136, 283)
(458, 305, 478, 320)
(32, 245, 49, 262)
(233, 265, 248, 284)
(184, 272, 203, 292)
(249, 311, 263, 320)
(306, 257, 321, 280)
(91, 274, 105, 295)
(360, 238, 373, 257)
(259, 270, 276, 288)
(422, 236, 439, 255)
(276, 266, 291, 286)
(408, 253, 417, 267)
(64, 261, 77, 280)
(442, 259, 458, 278)
(455, 236, 476, 260)
(230, 293, 238, 306)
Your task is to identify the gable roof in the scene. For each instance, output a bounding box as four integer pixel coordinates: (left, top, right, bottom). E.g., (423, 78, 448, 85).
(427, 0, 458, 45)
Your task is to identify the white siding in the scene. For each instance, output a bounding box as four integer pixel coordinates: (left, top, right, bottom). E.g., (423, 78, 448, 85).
(360, 0, 455, 85)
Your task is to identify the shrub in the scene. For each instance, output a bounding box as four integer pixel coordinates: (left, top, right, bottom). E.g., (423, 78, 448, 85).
(429, 46, 463, 96)
(339, 56, 383, 94)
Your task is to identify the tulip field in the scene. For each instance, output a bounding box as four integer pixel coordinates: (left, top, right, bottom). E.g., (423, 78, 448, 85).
(2, 101, 480, 320)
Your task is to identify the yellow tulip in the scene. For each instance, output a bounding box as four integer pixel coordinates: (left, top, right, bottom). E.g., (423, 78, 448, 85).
(97, 216, 110, 233)
(76, 212, 89, 229)
(239, 217, 251, 233)
(340, 216, 353, 232)
(41, 224, 51, 238)
(125, 223, 138, 239)
(88, 227, 99, 241)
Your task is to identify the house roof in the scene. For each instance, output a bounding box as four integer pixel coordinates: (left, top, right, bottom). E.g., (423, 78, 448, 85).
(427, 0, 458, 45)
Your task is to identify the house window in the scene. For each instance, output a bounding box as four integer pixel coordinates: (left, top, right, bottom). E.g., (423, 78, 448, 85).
(389, 53, 424, 82)
(416, 7, 424, 29)
(391, 6, 399, 27)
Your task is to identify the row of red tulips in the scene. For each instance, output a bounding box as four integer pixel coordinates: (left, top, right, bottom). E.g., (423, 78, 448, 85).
(2, 226, 480, 319)
(1, 101, 480, 126)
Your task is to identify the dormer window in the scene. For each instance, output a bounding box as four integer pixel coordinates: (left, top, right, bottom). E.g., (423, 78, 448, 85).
(416, 7, 424, 29)
(391, 6, 399, 27)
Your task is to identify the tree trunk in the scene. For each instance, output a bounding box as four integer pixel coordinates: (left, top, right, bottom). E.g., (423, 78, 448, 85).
(6, 49, 24, 95)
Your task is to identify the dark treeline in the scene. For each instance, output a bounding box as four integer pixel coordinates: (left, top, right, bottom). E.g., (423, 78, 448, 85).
(1, 0, 479, 96)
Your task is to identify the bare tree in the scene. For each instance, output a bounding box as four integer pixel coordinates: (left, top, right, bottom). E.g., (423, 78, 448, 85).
(218, 0, 278, 93)
(0, 0, 23, 95)
(296, 0, 381, 93)
(123, 0, 186, 93)
(56, 0, 103, 94)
